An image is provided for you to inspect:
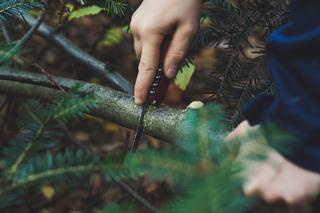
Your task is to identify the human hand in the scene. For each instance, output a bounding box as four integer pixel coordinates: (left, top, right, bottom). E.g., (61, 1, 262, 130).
(227, 121, 320, 212)
(243, 150, 320, 213)
(130, 0, 201, 105)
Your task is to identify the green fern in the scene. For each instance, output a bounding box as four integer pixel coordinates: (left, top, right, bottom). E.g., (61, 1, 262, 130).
(103, 0, 127, 16)
(0, 0, 42, 26)
(2, 85, 98, 182)
(0, 149, 137, 210)
(0, 85, 141, 210)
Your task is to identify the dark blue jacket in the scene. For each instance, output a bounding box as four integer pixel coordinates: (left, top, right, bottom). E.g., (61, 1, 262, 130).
(243, 0, 320, 172)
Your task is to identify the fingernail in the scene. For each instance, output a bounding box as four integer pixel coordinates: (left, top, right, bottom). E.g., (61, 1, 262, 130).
(135, 96, 143, 105)
(166, 67, 177, 79)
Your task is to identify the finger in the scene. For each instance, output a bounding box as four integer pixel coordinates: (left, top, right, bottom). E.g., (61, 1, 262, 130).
(164, 25, 196, 79)
(133, 37, 142, 60)
(225, 120, 250, 141)
(135, 34, 164, 105)
(243, 161, 279, 197)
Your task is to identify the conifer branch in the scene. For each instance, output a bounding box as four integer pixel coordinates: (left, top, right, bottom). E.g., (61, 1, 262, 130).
(7, 124, 44, 181)
(0, 68, 185, 143)
(2, 164, 111, 196)
(14, 0, 47, 49)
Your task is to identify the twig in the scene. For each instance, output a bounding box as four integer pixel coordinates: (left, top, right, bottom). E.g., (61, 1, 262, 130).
(10, 0, 49, 54)
(14, 4, 47, 49)
(114, 179, 157, 212)
(21, 15, 133, 94)
(1, 26, 12, 42)
(0, 98, 12, 134)
(33, 62, 66, 92)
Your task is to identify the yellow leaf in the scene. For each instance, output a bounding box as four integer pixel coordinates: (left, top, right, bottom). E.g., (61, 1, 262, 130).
(41, 185, 55, 200)
(174, 63, 196, 91)
(103, 122, 120, 134)
(99, 27, 123, 47)
(75, 131, 90, 142)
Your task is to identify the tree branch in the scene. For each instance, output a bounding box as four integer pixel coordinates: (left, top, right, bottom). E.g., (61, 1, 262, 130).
(21, 15, 133, 94)
(15, 1, 47, 49)
(0, 68, 185, 143)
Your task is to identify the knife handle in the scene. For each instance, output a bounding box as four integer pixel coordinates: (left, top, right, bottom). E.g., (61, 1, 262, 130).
(146, 64, 170, 105)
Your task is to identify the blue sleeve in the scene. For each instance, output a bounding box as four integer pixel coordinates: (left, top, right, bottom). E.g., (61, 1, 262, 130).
(243, 0, 320, 172)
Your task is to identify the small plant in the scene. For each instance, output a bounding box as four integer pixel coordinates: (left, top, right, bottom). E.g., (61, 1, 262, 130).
(0, 85, 127, 209)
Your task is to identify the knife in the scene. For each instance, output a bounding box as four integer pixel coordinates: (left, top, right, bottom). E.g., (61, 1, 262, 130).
(130, 63, 170, 152)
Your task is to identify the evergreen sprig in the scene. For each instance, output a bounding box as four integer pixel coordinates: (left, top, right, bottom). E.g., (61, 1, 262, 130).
(186, 0, 289, 126)
(112, 104, 287, 213)
(0, 0, 42, 27)
(0, 149, 136, 210)
(1, 85, 98, 185)
(0, 85, 144, 210)
(103, 0, 127, 16)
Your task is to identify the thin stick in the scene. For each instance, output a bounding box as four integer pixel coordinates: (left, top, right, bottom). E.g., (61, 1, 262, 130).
(33, 62, 66, 92)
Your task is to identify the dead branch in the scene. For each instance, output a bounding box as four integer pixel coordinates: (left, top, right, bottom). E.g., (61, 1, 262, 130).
(21, 15, 133, 94)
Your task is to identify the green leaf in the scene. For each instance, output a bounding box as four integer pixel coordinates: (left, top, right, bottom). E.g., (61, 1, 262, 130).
(99, 27, 123, 47)
(68, 5, 103, 20)
(174, 63, 196, 91)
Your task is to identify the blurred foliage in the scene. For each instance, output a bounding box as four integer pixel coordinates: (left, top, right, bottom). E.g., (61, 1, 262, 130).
(0, 0, 42, 27)
(100, 104, 290, 213)
(99, 27, 124, 47)
(68, 5, 105, 20)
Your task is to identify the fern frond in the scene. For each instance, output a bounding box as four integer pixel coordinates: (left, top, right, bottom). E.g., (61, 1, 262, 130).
(2, 86, 98, 183)
(0, 149, 125, 209)
(0, 0, 42, 26)
(0, 41, 26, 63)
(49, 85, 98, 122)
(103, 0, 127, 16)
(3, 149, 136, 195)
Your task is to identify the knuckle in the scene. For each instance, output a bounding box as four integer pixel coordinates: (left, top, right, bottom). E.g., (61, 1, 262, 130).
(139, 61, 155, 73)
(243, 178, 260, 196)
(130, 20, 140, 34)
(168, 50, 186, 61)
(263, 190, 279, 203)
(139, 25, 158, 36)
(183, 25, 198, 36)
(285, 193, 306, 205)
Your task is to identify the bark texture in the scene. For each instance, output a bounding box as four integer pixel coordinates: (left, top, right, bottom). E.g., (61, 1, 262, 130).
(0, 68, 186, 142)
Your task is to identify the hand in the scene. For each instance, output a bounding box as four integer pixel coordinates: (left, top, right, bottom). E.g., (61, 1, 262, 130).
(243, 151, 320, 213)
(227, 121, 320, 212)
(130, 0, 201, 105)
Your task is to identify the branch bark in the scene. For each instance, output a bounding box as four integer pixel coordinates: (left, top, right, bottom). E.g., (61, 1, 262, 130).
(0, 68, 185, 142)
(22, 15, 133, 94)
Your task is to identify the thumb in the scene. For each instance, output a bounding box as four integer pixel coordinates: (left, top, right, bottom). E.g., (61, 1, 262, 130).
(164, 26, 196, 79)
